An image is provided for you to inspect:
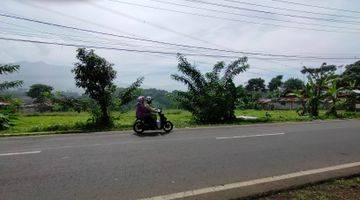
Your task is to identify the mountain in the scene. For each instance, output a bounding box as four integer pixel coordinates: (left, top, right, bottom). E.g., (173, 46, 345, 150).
(2, 61, 79, 92)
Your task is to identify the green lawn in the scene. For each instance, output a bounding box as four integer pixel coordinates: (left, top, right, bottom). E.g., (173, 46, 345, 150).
(1, 109, 359, 136)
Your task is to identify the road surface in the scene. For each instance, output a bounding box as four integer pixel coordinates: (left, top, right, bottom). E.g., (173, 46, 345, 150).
(1, 120, 360, 200)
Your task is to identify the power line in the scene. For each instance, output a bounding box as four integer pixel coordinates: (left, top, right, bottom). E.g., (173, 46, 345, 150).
(222, 0, 356, 19)
(90, 2, 227, 49)
(0, 36, 258, 59)
(269, 0, 360, 14)
(0, 25, 219, 54)
(0, 13, 359, 60)
(108, 0, 360, 33)
(1, 36, 359, 62)
(182, 0, 360, 25)
(17, 0, 141, 38)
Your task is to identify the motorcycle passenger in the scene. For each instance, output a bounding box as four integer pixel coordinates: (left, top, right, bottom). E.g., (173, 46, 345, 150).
(136, 96, 147, 119)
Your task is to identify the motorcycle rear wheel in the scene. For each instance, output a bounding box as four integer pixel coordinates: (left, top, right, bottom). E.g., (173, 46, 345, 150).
(133, 121, 145, 134)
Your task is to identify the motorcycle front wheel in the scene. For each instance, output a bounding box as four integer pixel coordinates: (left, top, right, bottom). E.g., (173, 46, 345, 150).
(163, 121, 173, 133)
(133, 121, 145, 134)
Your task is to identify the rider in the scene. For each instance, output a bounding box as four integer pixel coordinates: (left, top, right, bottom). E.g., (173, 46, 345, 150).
(144, 96, 158, 123)
(136, 96, 158, 123)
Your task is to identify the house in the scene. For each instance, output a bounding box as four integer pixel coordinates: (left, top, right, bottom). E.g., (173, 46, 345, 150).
(353, 90, 360, 111)
(0, 101, 11, 108)
(257, 95, 303, 110)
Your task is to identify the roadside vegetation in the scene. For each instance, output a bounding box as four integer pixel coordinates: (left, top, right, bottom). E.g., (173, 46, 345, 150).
(1, 109, 359, 136)
(1, 48, 359, 136)
(245, 175, 360, 200)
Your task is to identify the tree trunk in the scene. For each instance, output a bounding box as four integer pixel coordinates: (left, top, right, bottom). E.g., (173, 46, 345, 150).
(100, 104, 110, 126)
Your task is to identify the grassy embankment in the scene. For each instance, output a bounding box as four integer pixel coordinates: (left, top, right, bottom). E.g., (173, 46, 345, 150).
(243, 175, 360, 200)
(1, 109, 359, 136)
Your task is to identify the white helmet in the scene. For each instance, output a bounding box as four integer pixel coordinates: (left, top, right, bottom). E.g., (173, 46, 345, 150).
(137, 96, 145, 103)
(145, 96, 152, 103)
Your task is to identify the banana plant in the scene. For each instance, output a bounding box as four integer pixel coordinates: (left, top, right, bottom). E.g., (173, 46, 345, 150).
(325, 79, 344, 117)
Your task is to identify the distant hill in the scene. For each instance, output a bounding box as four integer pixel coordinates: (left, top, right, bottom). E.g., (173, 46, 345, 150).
(116, 88, 177, 110)
(1, 61, 178, 107)
(2, 61, 78, 92)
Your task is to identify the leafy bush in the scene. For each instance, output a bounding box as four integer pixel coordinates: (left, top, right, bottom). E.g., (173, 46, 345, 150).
(0, 113, 10, 130)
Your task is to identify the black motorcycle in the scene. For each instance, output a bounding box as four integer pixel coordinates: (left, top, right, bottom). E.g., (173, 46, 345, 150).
(133, 109, 173, 134)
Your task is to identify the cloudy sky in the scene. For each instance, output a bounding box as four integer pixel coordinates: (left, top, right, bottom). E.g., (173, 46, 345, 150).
(0, 0, 359, 91)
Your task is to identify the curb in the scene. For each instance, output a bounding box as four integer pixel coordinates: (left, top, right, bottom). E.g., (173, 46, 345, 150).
(141, 162, 360, 200)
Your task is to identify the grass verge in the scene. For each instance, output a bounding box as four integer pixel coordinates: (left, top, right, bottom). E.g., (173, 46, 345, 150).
(1, 109, 359, 136)
(242, 175, 360, 200)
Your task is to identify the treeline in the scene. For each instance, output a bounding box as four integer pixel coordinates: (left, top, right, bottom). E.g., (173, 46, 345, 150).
(1, 48, 359, 129)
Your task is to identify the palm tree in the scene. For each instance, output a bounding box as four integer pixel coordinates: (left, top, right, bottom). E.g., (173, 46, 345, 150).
(171, 55, 249, 123)
(0, 64, 23, 91)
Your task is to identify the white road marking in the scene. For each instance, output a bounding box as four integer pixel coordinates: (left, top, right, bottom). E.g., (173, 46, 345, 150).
(0, 150, 41, 156)
(140, 161, 360, 200)
(216, 132, 285, 140)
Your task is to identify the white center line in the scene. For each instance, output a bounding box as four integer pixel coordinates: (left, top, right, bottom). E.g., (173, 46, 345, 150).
(0, 150, 41, 156)
(216, 132, 286, 140)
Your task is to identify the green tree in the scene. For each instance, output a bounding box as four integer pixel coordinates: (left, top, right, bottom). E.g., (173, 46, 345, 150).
(72, 48, 142, 126)
(27, 84, 53, 103)
(0, 64, 23, 129)
(171, 55, 249, 123)
(341, 60, 360, 88)
(246, 78, 266, 92)
(283, 78, 304, 92)
(0, 64, 23, 91)
(268, 75, 283, 92)
(72, 48, 117, 126)
(301, 63, 337, 117)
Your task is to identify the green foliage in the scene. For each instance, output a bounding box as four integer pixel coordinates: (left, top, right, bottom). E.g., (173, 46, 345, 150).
(0, 113, 10, 130)
(246, 78, 266, 92)
(115, 77, 144, 110)
(171, 55, 249, 123)
(268, 75, 283, 92)
(301, 63, 337, 117)
(325, 79, 344, 117)
(72, 48, 142, 127)
(0, 97, 22, 130)
(27, 84, 54, 103)
(115, 87, 175, 112)
(239, 90, 264, 109)
(26, 84, 54, 112)
(0, 64, 23, 91)
(72, 48, 117, 126)
(283, 78, 304, 92)
(341, 60, 360, 88)
(52, 92, 91, 113)
(1, 109, 360, 135)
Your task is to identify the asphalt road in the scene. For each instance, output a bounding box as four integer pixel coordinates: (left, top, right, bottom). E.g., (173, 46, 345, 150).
(1, 120, 360, 200)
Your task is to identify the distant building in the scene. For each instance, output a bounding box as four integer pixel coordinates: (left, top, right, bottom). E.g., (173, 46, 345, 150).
(257, 94, 303, 110)
(0, 101, 11, 108)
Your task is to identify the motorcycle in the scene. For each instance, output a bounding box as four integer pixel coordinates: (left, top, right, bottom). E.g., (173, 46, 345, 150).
(133, 109, 173, 134)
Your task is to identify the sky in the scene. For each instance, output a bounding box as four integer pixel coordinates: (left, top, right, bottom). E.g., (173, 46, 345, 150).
(0, 0, 359, 91)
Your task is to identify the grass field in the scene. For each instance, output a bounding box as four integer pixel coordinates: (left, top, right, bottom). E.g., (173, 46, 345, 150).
(246, 175, 360, 200)
(1, 109, 359, 136)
